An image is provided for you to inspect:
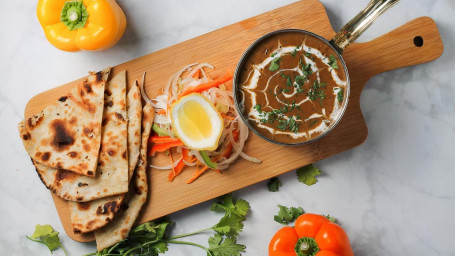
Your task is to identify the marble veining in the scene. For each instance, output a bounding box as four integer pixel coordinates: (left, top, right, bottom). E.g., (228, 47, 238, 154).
(1, 0, 454, 255)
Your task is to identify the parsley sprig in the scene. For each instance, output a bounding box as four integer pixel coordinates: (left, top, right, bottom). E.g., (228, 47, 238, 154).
(85, 194, 249, 256)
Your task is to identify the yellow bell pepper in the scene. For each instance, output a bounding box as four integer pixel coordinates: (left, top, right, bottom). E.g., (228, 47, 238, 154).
(37, 0, 127, 52)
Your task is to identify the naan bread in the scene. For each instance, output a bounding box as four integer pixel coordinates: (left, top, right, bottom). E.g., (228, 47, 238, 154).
(19, 68, 110, 177)
(126, 81, 143, 179)
(69, 71, 129, 233)
(31, 78, 141, 202)
(95, 103, 154, 251)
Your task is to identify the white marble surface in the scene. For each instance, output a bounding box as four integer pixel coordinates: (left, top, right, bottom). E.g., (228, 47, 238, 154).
(1, 0, 454, 255)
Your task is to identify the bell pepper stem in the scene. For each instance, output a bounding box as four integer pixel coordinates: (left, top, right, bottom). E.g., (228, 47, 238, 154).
(295, 237, 320, 256)
(60, 1, 88, 30)
(67, 7, 81, 22)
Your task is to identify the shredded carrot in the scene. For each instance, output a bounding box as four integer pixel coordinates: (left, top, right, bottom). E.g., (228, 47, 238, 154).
(169, 151, 175, 178)
(157, 109, 166, 115)
(149, 136, 181, 144)
(192, 69, 200, 79)
(182, 148, 196, 163)
(186, 166, 209, 184)
(213, 169, 222, 174)
(149, 140, 184, 156)
(221, 113, 235, 120)
(222, 130, 240, 158)
(178, 70, 233, 98)
(168, 158, 186, 182)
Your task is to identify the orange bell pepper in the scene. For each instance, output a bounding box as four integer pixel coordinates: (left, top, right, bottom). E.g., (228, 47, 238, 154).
(269, 213, 353, 256)
(37, 0, 126, 51)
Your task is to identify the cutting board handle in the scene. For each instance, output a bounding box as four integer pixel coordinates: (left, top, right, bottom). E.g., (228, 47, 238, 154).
(348, 16, 444, 79)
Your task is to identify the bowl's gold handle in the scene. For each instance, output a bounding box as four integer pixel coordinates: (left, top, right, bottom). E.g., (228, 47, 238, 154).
(330, 0, 400, 53)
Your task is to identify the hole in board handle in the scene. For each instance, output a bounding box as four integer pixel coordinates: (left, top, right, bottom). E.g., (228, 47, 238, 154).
(414, 36, 424, 47)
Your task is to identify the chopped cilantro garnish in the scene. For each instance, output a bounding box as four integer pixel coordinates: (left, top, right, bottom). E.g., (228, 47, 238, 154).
(328, 54, 339, 69)
(291, 49, 297, 57)
(295, 75, 306, 88)
(307, 80, 327, 103)
(337, 88, 344, 102)
(277, 116, 300, 133)
(271, 52, 277, 57)
(254, 104, 262, 113)
(269, 57, 281, 71)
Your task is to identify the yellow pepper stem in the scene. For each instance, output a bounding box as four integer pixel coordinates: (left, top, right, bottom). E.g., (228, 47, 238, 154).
(60, 1, 88, 30)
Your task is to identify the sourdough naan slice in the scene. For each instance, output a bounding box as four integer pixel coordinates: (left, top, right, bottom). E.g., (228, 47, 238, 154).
(69, 71, 130, 233)
(31, 80, 142, 202)
(95, 103, 154, 251)
(19, 68, 110, 177)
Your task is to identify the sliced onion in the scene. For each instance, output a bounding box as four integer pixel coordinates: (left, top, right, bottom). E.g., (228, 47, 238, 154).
(140, 72, 152, 103)
(150, 156, 183, 170)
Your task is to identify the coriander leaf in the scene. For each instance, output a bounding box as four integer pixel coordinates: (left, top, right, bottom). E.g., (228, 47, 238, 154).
(296, 164, 322, 186)
(328, 54, 339, 69)
(27, 224, 67, 256)
(211, 195, 250, 238)
(273, 205, 304, 225)
(210, 194, 249, 218)
(208, 233, 246, 256)
(269, 57, 281, 71)
(267, 177, 282, 192)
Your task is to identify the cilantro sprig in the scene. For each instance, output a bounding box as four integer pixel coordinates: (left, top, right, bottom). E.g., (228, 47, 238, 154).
(85, 194, 249, 256)
(26, 224, 68, 256)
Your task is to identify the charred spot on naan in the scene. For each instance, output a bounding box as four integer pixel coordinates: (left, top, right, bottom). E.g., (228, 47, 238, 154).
(67, 151, 78, 158)
(77, 202, 91, 211)
(58, 96, 69, 102)
(95, 70, 103, 83)
(49, 119, 76, 152)
(105, 100, 113, 107)
(27, 114, 44, 130)
(55, 169, 78, 184)
(115, 112, 125, 122)
(97, 200, 119, 216)
(22, 132, 31, 140)
(40, 152, 51, 162)
(83, 82, 93, 94)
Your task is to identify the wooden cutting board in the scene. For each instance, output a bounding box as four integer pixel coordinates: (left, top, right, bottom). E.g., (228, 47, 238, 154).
(24, 0, 443, 242)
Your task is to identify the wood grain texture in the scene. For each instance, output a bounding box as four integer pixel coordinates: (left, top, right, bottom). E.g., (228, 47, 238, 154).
(24, 0, 443, 242)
